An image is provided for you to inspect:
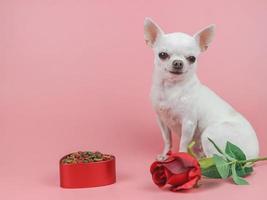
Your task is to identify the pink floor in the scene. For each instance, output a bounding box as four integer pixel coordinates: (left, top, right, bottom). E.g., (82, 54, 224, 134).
(1, 0, 267, 199)
(1, 154, 267, 200)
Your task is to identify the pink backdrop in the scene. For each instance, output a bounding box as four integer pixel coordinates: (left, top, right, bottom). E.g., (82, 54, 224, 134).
(1, 0, 267, 199)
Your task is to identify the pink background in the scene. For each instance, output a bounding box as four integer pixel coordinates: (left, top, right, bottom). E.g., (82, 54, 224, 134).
(1, 0, 267, 199)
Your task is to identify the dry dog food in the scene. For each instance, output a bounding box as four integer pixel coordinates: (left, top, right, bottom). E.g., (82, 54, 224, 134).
(61, 151, 113, 164)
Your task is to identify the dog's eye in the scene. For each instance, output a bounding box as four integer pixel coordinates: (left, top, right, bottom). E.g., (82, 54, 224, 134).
(187, 56, 196, 63)
(158, 52, 169, 60)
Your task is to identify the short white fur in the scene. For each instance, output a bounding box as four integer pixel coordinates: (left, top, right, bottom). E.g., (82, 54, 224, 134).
(144, 18, 259, 161)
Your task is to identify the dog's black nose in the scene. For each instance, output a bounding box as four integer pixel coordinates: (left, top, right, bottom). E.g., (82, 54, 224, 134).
(172, 60, 184, 70)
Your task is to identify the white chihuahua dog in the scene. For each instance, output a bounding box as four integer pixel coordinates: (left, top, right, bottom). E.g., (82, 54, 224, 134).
(144, 18, 259, 161)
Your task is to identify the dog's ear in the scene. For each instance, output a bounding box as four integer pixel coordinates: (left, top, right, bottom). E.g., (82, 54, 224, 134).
(144, 18, 164, 48)
(194, 24, 215, 52)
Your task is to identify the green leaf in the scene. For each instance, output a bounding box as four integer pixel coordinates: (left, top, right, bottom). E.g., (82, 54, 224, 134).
(235, 163, 253, 177)
(225, 141, 246, 161)
(208, 138, 224, 155)
(202, 161, 253, 178)
(228, 165, 253, 177)
(199, 157, 215, 169)
(231, 163, 249, 185)
(201, 164, 222, 179)
(213, 154, 230, 179)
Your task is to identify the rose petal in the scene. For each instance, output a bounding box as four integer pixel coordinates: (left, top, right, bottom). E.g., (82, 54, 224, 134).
(152, 168, 167, 187)
(188, 167, 201, 180)
(167, 170, 189, 186)
(162, 159, 187, 174)
(171, 152, 199, 168)
(150, 161, 160, 174)
(170, 176, 200, 191)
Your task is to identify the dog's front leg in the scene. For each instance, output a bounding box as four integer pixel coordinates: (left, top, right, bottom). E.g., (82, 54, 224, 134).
(179, 119, 197, 152)
(156, 116, 172, 161)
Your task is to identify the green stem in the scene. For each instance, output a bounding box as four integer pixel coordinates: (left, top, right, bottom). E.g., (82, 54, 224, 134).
(228, 160, 236, 165)
(240, 157, 267, 164)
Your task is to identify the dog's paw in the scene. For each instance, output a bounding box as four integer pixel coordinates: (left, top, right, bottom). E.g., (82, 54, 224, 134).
(156, 154, 168, 161)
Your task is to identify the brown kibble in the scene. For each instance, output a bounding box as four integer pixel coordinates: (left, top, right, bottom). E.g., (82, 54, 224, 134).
(61, 151, 113, 164)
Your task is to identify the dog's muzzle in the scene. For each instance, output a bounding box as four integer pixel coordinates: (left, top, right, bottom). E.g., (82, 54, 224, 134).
(169, 60, 184, 75)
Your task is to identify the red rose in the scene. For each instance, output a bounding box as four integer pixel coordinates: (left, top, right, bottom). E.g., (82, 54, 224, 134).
(150, 152, 201, 191)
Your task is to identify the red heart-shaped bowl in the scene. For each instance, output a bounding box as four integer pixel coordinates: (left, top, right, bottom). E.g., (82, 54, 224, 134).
(59, 152, 116, 188)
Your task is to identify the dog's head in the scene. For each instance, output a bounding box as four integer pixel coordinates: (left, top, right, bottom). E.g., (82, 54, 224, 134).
(144, 18, 215, 81)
